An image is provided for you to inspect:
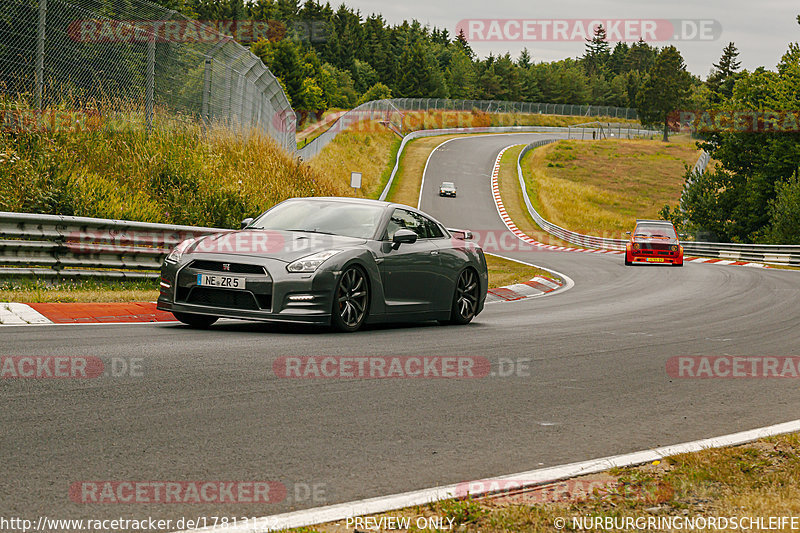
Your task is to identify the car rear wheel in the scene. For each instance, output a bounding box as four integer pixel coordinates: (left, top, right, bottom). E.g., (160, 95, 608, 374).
(445, 268, 480, 325)
(331, 266, 369, 332)
(173, 312, 218, 328)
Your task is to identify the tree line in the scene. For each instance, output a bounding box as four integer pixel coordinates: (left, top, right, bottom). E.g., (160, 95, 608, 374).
(660, 16, 800, 244)
(148, 0, 709, 121)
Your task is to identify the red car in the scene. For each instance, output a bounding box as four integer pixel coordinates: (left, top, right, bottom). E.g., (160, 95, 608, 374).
(624, 220, 684, 267)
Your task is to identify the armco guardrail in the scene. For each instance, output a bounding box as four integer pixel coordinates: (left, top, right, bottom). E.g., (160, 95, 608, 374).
(298, 98, 641, 160)
(0, 212, 223, 279)
(680, 242, 800, 266)
(515, 142, 800, 264)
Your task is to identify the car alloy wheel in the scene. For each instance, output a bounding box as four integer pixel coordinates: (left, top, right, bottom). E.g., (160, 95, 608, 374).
(445, 268, 480, 325)
(333, 266, 369, 332)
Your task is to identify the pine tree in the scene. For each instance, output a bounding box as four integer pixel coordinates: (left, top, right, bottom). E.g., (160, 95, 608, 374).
(517, 48, 532, 69)
(637, 46, 691, 141)
(445, 50, 477, 98)
(583, 24, 610, 76)
(707, 42, 741, 103)
(453, 29, 474, 60)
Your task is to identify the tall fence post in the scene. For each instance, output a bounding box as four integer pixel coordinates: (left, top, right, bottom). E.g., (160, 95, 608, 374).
(35, 0, 47, 111)
(145, 31, 155, 132)
(201, 57, 212, 130)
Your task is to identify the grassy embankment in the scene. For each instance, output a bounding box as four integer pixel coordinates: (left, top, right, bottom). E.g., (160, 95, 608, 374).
(293, 432, 800, 533)
(516, 137, 700, 239)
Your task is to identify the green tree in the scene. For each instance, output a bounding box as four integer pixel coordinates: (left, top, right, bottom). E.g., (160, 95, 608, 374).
(357, 82, 393, 105)
(251, 38, 304, 104)
(396, 41, 446, 97)
(445, 50, 477, 99)
(637, 46, 691, 141)
(707, 42, 742, 103)
(768, 175, 800, 243)
(583, 24, 610, 76)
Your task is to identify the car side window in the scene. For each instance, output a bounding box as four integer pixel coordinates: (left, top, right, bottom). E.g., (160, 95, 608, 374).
(386, 209, 426, 240)
(423, 216, 445, 239)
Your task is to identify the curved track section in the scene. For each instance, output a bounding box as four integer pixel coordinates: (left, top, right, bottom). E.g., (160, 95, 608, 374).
(2, 134, 799, 523)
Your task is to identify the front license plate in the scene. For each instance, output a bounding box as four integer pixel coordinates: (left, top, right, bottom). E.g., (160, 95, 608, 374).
(197, 274, 245, 289)
(646, 258, 665, 263)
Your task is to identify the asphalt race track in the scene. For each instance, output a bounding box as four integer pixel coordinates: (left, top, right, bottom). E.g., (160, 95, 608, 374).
(2, 133, 800, 525)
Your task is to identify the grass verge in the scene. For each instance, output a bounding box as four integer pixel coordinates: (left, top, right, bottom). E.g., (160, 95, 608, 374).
(292, 432, 800, 533)
(519, 137, 700, 238)
(0, 278, 158, 303)
(485, 254, 558, 288)
(306, 120, 400, 200)
(497, 145, 575, 248)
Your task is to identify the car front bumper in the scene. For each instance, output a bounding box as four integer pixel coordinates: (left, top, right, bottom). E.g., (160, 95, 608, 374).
(156, 254, 337, 324)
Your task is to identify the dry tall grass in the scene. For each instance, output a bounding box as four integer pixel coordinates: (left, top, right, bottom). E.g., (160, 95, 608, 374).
(0, 106, 346, 228)
(521, 138, 699, 236)
(306, 120, 400, 199)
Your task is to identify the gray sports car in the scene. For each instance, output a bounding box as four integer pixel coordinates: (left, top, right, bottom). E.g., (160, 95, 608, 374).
(156, 197, 488, 332)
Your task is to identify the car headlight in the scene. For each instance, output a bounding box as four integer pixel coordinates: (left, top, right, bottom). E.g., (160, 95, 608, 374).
(633, 243, 639, 250)
(164, 238, 196, 264)
(286, 250, 343, 273)
(671, 245, 678, 252)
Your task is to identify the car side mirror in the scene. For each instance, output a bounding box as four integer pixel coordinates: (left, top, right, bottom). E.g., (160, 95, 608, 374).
(625, 231, 631, 235)
(240, 217, 253, 229)
(679, 233, 688, 238)
(392, 228, 417, 249)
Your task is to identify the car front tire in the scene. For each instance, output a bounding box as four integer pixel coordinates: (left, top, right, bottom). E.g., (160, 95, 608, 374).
(444, 268, 480, 325)
(331, 266, 369, 332)
(173, 312, 218, 328)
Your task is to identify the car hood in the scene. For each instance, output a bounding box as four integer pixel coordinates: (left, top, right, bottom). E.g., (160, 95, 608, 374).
(186, 229, 368, 263)
(632, 237, 678, 245)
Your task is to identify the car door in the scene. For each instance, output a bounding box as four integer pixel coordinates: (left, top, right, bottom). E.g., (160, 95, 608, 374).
(379, 208, 443, 314)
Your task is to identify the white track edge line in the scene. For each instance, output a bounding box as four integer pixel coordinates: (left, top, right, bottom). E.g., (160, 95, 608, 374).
(176, 419, 800, 533)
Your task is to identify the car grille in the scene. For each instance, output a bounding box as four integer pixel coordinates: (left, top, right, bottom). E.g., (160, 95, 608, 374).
(189, 260, 265, 274)
(175, 261, 273, 311)
(185, 287, 262, 310)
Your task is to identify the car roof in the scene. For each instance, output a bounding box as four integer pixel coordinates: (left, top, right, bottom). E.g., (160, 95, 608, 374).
(284, 196, 436, 219)
(635, 219, 674, 225)
(295, 196, 392, 207)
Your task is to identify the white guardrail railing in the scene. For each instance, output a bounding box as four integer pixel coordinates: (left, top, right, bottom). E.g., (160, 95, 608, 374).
(514, 142, 800, 265)
(0, 212, 224, 279)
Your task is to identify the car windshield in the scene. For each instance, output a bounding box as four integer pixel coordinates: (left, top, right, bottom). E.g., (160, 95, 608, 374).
(442, 182, 455, 188)
(249, 200, 384, 239)
(635, 224, 677, 240)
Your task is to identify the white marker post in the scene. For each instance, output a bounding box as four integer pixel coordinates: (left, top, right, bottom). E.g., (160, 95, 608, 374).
(350, 171, 362, 193)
